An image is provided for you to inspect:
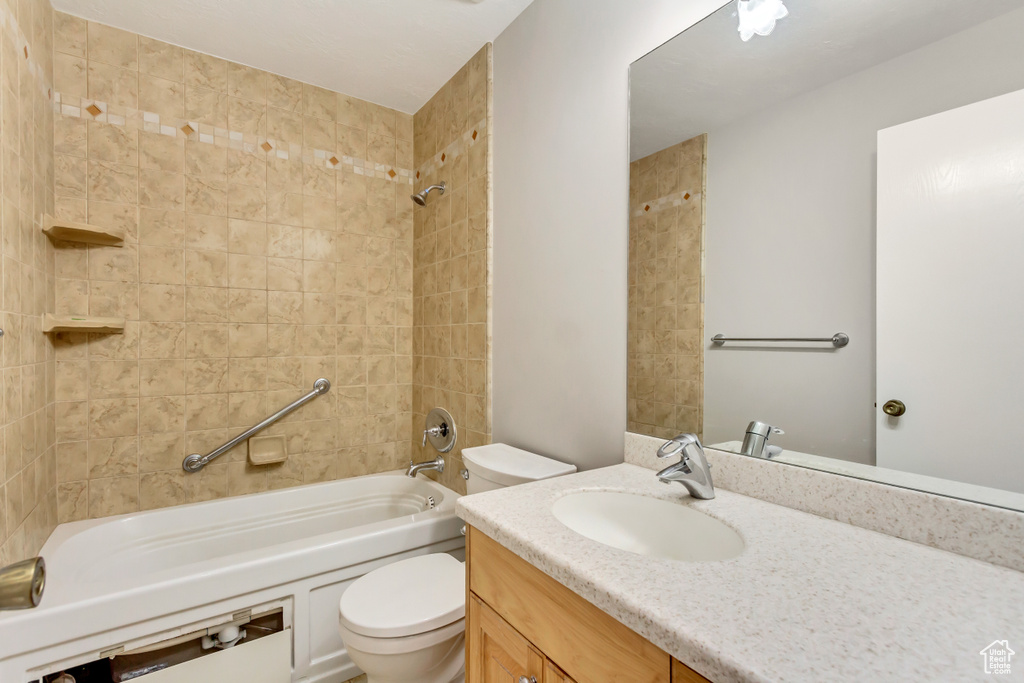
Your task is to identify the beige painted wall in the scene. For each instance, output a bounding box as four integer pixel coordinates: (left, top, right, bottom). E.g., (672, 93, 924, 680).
(0, 0, 58, 565)
(627, 135, 705, 440)
(491, 0, 725, 470)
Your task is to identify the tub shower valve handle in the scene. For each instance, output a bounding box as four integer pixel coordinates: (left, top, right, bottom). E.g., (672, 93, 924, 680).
(420, 407, 457, 453)
(422, 424, 446, 447)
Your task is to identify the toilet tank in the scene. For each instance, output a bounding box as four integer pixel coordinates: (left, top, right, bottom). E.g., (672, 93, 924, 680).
(462, 444, 577, 495)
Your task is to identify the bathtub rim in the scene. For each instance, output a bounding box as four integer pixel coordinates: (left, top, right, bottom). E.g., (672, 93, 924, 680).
(0, 471, 464, 664)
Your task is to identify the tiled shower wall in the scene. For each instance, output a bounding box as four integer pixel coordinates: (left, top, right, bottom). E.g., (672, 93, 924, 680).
(627, 134, 705, 440)
(0, 0, 57, 564)
(411, 46, 491, 495)
(50, 14, 421, 520)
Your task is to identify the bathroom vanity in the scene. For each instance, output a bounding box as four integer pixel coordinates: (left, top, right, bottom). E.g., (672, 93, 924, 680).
(466, 527, 706, 683)
(457, 462, 1024, 682)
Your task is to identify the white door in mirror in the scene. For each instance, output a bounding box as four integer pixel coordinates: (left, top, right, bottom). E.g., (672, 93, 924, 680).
(551, 492, 744, 562)
(877, 87, 1024, 493)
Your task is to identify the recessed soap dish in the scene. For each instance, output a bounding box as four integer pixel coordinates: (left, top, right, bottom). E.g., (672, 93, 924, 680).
(249, 435, 287, 465)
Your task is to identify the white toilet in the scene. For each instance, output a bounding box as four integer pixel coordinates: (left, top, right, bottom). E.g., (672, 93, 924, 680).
(338, 444, 576, 683)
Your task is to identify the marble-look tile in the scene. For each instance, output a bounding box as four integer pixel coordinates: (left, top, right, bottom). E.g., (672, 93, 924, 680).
(88, 475, 138, 517)
(88, 22, 138, 69)
(139, 37, 183, 82)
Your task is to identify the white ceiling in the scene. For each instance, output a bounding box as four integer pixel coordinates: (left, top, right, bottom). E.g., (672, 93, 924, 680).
(52, 0, 536, 113)
(630, 0, 1024, 160)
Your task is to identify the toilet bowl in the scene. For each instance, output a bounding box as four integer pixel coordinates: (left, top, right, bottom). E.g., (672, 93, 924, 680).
(339, 553, 466, 683)
(338, 444, 576, 683)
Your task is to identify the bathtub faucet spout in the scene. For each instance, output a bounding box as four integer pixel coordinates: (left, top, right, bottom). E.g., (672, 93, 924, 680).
(406, 455, 445, 478)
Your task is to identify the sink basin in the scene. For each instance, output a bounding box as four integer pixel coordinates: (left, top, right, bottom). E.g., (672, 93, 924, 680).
(551, 491, 744, 562)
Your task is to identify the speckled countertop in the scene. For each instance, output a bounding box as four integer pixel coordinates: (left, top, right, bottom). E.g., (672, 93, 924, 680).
(456, 464, 1024, 683)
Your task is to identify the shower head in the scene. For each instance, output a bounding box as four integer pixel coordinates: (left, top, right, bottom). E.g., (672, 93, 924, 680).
(411, 181, 446, 206)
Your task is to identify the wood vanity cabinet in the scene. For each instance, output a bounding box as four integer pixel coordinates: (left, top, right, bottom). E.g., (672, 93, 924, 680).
(466, 527, 710, 683)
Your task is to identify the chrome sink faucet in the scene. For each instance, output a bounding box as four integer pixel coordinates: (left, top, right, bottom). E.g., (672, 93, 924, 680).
(656, 434, 715, 500)
(740, 421, 784, 459)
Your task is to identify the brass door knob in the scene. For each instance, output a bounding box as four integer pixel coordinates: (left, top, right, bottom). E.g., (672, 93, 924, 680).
(882, 400, 906, 417)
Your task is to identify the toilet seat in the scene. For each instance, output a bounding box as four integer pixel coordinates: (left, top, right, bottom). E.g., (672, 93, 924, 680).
(338, 617, 466, 655)
(340, 553, 465, 639)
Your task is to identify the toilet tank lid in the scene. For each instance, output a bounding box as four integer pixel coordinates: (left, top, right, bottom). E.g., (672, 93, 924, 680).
(462, 443, 577, 487)
(339, 554, 465, 638)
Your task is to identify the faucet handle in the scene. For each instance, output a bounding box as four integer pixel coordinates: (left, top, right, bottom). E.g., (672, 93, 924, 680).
(657, 440, 683, 459)
(657, 433, 702, 459)
(422, 425, 443, 447)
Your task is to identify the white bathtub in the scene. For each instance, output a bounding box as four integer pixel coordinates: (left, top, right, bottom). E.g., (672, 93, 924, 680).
(0, 471, 464, 683)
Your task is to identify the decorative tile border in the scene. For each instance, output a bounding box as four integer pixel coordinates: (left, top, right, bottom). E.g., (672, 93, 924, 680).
(55, 91, 417, 185)
(415, 118, 488, 181)
(632, 189, 701, 218)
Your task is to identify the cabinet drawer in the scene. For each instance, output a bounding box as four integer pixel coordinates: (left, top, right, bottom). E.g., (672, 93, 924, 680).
(468, 527, 670, 683)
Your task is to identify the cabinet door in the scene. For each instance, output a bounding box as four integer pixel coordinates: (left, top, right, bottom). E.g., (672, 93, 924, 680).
(544, 659, 576, 683)
(469, 595, 545, 683)
(672, 657, 711, 683)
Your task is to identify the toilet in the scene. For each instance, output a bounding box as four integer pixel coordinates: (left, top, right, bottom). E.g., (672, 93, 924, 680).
(338, 444, 576, 683)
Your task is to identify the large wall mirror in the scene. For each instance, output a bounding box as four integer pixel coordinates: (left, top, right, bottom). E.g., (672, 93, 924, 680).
(628, 0, 1024, 510)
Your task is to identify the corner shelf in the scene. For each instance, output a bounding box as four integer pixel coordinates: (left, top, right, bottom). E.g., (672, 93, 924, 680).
(42, 215, 124, 247)
(42, 315, 125, 334)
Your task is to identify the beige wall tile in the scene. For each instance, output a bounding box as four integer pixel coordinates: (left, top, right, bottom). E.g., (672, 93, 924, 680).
(139, 74, 185, 118)
(267, 74, 302, 112)
(88, 22, 138, 69)
(140, 396, 185, 434)
(304, 84, 336, 120)
(56, 116, 89, 158)
(186, 249, 227, 287)
(139, 169, 185, 210)
(50, 17, 467, 523)
(184, 86, 228, 127)
(140, 37, 183, 82)
(627, 135, 705, 440)
(56, 154, 88, 198)
(228, 97, 266, 136)
(140, 322, 186, 358)
(88, 61, 138, 108)
(337, 93, 369, 129)
(139, 133, 185, 173)
(139, 208, 186, 246)
(55, 12, 87, 57)
(88, 475, 139, 517)
(184, 50, 228, 91)
(88, 121, 138, 165)
(227, 63, 266, 102)
(88, 160, 138, 203)
(56, 51, 89, 98)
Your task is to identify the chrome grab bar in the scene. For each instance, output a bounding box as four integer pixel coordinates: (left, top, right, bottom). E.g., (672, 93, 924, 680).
(711, 333, 849, 348)
(182, 378, 331, 473)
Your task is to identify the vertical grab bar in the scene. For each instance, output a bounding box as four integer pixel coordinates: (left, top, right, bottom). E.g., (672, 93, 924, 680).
(182, 378, 331, 473)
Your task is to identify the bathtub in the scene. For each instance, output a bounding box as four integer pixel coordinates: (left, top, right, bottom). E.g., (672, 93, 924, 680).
(0, 471, 464, 683)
